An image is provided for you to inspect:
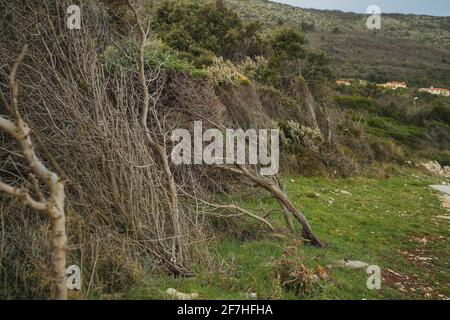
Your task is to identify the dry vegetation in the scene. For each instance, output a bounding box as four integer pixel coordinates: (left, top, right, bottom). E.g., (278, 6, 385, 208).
(0, 0, 326, 299)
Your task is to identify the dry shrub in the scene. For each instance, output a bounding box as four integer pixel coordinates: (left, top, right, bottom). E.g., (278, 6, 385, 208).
(257, 85, 301, 121)
(0, 0, 213, 298)
(205, 57, 251, 87)
(364, 162, 400, 179)
(0, 0, 326, 299)
(217, 83, 270, 129)
(279, 119, 359, 177)
(273, 241, 322, 295)
(369, 138, 406, 163)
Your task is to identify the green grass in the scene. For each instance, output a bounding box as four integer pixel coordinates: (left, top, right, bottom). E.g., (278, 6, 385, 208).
(128, 170, 449, 300)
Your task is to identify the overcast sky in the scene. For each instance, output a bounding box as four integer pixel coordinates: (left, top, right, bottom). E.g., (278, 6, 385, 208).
(271, 0, 450, 16)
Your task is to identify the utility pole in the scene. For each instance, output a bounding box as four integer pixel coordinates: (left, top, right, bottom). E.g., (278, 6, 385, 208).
(413, 97, 419, 110)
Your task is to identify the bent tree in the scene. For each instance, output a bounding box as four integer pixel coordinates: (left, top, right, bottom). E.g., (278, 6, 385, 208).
(125, 0, 323, 250)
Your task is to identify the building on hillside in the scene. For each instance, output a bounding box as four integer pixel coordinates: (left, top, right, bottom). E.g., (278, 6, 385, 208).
(419, 86, 450, 97)
(336, 79, 351, 86)
(377, 81, 407, 90)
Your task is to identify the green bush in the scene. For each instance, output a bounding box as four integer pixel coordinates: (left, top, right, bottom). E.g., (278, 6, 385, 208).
(334, 95, 377, 112)
(428, 101, 450, 125)
(380, 102, 404, 120)
(270, 28, 307, 61)
(154, 0, 264, 61)
(101, 39, 206, 78)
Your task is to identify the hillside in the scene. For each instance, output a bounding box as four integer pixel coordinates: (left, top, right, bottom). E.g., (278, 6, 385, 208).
(226, 0, 450, 87)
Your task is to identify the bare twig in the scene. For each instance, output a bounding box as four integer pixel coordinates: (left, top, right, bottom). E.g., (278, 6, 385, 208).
(0, 46, 68, 299)
(127, 0, 185, 267)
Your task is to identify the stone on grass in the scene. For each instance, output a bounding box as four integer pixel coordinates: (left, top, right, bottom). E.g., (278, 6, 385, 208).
(338, 260, 369, 269)
(166, 288, 199, 300)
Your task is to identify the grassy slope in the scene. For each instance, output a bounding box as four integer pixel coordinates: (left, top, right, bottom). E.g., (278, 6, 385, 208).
(225, 0, 450, 87)
(128, 169, 449, 300)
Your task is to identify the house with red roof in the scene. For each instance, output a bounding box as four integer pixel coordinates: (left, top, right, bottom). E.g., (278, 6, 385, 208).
(419, 86, 450, 97)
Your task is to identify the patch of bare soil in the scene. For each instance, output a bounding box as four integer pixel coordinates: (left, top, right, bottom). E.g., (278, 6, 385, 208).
(383, 268, 449, 300)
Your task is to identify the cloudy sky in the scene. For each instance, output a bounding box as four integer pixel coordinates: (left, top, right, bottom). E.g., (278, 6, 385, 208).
(271, 0, 450, 16)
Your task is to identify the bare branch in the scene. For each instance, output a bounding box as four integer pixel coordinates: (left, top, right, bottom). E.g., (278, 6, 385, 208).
(0, 180, 47, 211)
(0, 45, 68, 299)
(127, 0, 186, 268)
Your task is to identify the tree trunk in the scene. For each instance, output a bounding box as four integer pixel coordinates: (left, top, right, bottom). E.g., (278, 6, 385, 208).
(238, 166, 324, 247)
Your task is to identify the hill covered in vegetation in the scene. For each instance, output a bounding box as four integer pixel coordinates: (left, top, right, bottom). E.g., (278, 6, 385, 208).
(226, 0, 450, 88)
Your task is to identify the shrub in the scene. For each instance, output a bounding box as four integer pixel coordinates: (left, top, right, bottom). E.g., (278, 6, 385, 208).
(154, 0, 264, 61)
(334, 95, 377, 112)
(379, 102, 408, 121)
(428, 101, 450, 125)
(366, 116, 426, 147)
(101, 39, 206, 78)
(429, 150, 450, 167)
(303, 50, 336, 96)
(270, 28, 308, 60)
(205, 57, 251, 87)
(280, 120, 324, 153)
(370, 138, 406, 163)
(273, 242, 321, 295)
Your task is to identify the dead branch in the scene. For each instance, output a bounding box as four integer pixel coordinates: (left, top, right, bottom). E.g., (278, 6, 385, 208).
(126, 0, 185, 268)
(220, 165, 323, 247)
(0, 46, 67, 300)
(174, 107, 324, 246)
(181, 190, 276, 232)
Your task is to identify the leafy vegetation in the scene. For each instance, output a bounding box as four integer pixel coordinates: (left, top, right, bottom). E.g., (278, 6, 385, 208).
(428, 102, 450, 125)
(334, 95, 377, 112)
(101, 39, 206, 77)
(154, 0, 264, 65)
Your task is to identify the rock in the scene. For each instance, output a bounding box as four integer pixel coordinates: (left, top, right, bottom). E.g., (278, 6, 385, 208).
(306, 192, 320, 198)
(430, 185, 450, 196)
(420, 161, 450, 179)
(338, 189, 352, 196)
(338, 260, 369, 269)
(166, 288, 199, 300)
(245, 292, 257, 299)
(417, 237, 428, 244)
(417, 257, 433, 261)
